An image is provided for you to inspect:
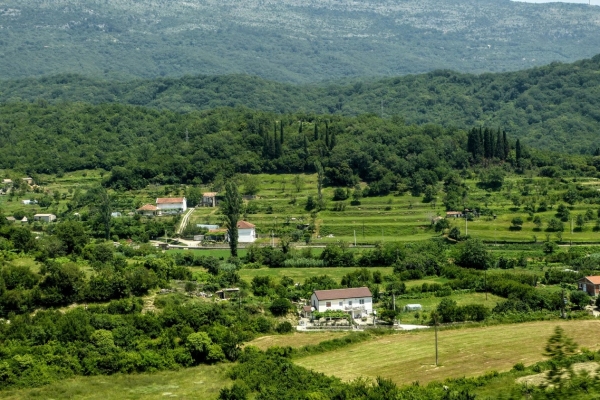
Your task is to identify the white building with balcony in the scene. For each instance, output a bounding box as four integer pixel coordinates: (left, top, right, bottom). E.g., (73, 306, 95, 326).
(310, 287, 372, 318)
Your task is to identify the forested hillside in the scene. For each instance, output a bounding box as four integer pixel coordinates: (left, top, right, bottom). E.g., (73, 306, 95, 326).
(2, 55, 600, 153)
(0, 102, 595, 192)
(0, 0, 599, 82)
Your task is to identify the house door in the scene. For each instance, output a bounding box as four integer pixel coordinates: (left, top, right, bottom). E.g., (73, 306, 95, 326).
(583, 284, 587, 294)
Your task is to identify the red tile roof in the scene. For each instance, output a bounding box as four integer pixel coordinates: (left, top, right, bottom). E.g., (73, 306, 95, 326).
(137, 204, 158, 211)
(237, 220, 255, 229)
(156, 197, 185, 204)
(584, 276, 600, 285)
(313, 287, 372, 301)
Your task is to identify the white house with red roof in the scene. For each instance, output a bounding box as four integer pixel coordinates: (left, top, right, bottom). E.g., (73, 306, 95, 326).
(156, 197, 187, 213)
(578, 276, 600, 297)
(237, 220, 256, 243)
(310, 287, 372, 318)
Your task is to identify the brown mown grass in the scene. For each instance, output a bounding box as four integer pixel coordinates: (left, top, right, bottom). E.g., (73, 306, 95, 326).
(295, 320, 600, 386)
(247, 331, 349, 350)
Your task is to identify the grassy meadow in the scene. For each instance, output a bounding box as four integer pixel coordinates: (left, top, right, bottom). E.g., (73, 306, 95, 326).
(1, 363, 231, 400)
(295, 320, 600, 386)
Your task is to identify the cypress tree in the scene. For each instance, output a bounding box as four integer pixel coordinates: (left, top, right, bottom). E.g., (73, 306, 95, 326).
(467, 128, 476, 158)
(325, 121, 330, 148)
(280, 121, 284, 144)
(474, 127, 484, 161)
(275, 135, 282, 157)
(222, 182, 242, 258)
(299, 121, 303, 133)
(330, 131, 337, 150)
(503, 131, 510, 159)
(484, 128, 492, 159)
(263, 131, 270, 156)
(314, 122, 319, 141)
(303, 135, 309, 155)
(495, 129, 504, 159)
(516, 139, 522, 161)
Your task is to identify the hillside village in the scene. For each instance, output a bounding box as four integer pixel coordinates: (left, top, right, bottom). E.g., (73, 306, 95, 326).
(2, 0, 600, 398)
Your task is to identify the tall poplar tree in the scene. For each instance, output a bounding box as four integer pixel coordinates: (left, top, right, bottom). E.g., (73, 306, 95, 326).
(221, 181, 242, 257)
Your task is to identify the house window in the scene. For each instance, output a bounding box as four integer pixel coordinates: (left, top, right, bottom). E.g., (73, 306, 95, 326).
(339, 301, 343, 306)
(348, 301, 353, 306)
(359, 299, 365, 305)
(326, 302, 331, 307)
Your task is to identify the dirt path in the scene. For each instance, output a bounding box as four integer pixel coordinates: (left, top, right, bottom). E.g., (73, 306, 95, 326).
(176, 207, 195, 235)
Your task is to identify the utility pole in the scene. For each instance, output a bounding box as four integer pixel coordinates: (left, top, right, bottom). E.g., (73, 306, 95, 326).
(485, 267, 488, 301)
(465, 213, 468, 236)
(561, 284, 566, 319)
(354, 230, 357, 247)
(432, 312, 439, 366)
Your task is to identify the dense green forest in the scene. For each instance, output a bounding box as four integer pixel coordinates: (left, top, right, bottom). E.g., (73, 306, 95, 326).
(2, 54, 600, 153)
(0, 0, 599, 82)
(0, 102, 595, 191)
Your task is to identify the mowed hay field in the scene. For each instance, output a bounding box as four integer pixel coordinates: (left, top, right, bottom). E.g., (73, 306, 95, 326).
(295, 320, 600, 386)
(247, 331, 350, 351)
(2, 364, 230, 400)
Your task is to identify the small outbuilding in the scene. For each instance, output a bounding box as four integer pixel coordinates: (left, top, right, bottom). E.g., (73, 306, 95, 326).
(404, 304, 423, 312)
(215, 288, 240, 300)
(137, 204, 159, 216)
(301, 305, 314, 318)
(445, 211, 463, 218)
(578, 276, 600, 297)
(202, 192, 218, 207)
(33, 214, 56, 223)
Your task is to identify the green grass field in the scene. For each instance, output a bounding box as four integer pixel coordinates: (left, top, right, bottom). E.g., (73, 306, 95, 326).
(1, 363, 230, 400)
(238, 266, 393, 284)
(295, 320, 600, 386)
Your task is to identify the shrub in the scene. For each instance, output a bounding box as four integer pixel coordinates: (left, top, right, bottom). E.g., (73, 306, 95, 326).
(275, 321, 293, 334)
(569, 290, 590, 310)
(512, 362, 525, 371)
(269, 298, 292, 316)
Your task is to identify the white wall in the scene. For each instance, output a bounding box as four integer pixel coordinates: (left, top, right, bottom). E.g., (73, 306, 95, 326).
(156, 199, 187, 212)
(238, 228, 256, 243)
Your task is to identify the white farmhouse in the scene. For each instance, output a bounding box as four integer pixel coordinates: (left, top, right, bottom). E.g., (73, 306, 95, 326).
(237, 220, 256, 243)
(310, 287, 372, 318)
(156, 197, 187, 213)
